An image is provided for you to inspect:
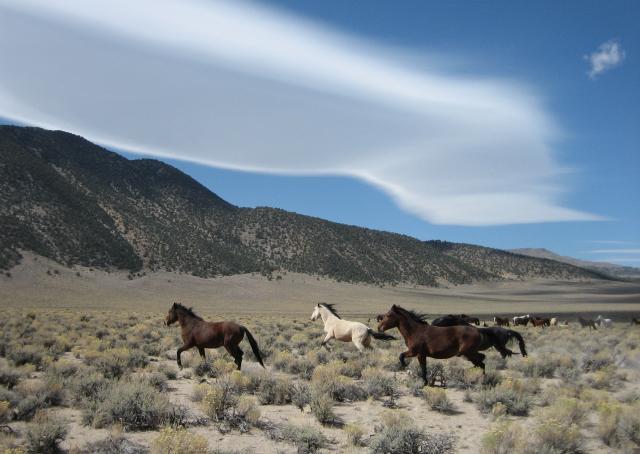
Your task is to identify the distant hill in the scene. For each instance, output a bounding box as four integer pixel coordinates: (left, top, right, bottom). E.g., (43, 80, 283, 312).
(510, 248, 640, 280)
(0, 126, 610, 286)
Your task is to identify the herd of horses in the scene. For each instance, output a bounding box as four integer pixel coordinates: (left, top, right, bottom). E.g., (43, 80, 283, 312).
(164, 302, 638, 387)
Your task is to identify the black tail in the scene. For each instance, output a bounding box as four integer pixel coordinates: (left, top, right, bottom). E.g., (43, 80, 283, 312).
(479, 327, 527, 358)
(243, 327, 265, 367)
(507, 330, 527, 357)
(368, 328, 396, 341)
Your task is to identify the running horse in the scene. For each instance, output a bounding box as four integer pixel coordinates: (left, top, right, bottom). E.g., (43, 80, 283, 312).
(578, 316, 597, 330)
(377, 305, 527, 385)
(311, 303, 395, 352)
(165, 303, 265, 370)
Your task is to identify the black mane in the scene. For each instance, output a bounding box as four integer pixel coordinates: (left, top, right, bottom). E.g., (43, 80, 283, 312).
(173, 303, 203, 320)
(320, 303, 341, 319)
(392, 305, 429, 324)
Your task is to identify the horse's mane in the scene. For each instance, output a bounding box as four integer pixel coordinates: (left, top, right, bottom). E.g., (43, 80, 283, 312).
(173, 303, 203, 320)
(392, 305, 429, 324)
(319, 303, 341, 319)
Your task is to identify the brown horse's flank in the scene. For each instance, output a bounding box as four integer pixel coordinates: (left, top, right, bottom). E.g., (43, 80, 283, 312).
(377, 305, 489, 385)
(165, 303, 264, 370)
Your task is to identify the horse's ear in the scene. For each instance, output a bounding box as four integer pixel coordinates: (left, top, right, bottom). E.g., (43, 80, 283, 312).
(172, 302, 177, 308)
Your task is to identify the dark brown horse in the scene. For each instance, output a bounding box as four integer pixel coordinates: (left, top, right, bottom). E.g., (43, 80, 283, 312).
(578, 316, 597, 330)
(631, 318, 640, 326)
(529, 317, 548, 328)
(493, 316, 510, 327)
(377, 305, 526, 385)
(165, 303, 264, 370)
(431, 314, 477, 327)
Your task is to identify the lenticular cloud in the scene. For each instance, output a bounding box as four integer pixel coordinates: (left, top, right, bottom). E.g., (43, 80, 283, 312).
(0, 0, 601, 225)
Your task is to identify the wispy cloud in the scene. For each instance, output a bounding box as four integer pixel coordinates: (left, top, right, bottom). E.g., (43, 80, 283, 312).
(585, 40, 626, 79)
(587, 240, 636, 245)
(0, 0, 604, 226)
(591, 249, 640, 254)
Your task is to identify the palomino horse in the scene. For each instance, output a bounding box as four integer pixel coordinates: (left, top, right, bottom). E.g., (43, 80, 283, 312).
(377, 305, 527, 385)
(578, 316, 597, 330)
(311, 303, 395, 352)
(165, 303, 264, 370)
(494, 316, 510, 327)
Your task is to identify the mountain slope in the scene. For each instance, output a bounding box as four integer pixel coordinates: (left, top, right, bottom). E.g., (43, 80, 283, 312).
(0, 126, 609, 286)
(511, 248, 640, 279)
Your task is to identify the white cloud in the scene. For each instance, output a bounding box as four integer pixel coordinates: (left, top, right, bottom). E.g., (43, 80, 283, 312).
(0, 0, 603, 226)
(585, 40, 626, 79)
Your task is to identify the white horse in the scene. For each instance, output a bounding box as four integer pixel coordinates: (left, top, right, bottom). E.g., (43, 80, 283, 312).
(310, 303, 395, 352)
(550, 317, 558, 326)
(596, 315, 613, 328)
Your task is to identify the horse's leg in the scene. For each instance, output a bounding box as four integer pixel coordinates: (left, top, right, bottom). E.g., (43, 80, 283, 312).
(197, 346, 206, 363)
(320, 332, 333, 350)
(353, 335, 366, 353)
(417, 354, 428, 386)
(399, 349, 416, 369)
(225, 344, 244, 370)
(465, 352, 486, 373)
(176, 343, 193, 370)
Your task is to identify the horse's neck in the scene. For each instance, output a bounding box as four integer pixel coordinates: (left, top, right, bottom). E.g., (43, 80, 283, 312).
(178, 312, 200, 329)
(320, 308, 339, 325)
(397, 316, 422, 341)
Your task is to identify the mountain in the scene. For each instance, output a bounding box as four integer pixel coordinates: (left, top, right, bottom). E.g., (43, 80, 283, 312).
(510, 248, 640, 280)
(0, 126, 610, 286)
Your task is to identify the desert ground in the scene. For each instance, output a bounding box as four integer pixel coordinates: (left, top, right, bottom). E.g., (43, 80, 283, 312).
(1, 254, 639, 453)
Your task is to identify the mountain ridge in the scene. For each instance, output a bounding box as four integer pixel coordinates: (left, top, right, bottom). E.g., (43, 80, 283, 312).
(0, 125, 611, 286)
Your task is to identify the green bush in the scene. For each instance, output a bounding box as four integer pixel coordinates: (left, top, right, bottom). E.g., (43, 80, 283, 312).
(281, 424, 328, 453)
(26, 410, 68, 453)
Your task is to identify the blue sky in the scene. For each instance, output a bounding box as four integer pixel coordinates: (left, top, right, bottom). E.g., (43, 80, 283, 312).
(0, 0, 638, 264)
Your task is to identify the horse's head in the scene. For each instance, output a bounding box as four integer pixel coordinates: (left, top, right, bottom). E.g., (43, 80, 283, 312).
(377, 306, 400, 332)
(310, 304, 322, 321)
(165, 302, 179, 326)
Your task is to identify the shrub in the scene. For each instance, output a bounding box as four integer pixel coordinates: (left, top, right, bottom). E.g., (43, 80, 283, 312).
(369, 423, 456, 454)
(583, 351, 613, 372)
(475, 379, 534, 416)
(423, 388, 456, 414)
(597, 402, 640, 449)
(291, 382, 310, 411)
(344, 422, 365, 446)
(541, 397, 588, 426)
(281, 424, 328, 453)
(201, 384, 236, 421)
(309, 392, 337, 425)
(531, 418, 582, 453)
(481, 420, 526, 454)
(191, 384, 209, 403)
(69, 372, 110, 404)
(146, 372, 168, 392)
(0, 364, 21, 389)
(257, 376, 292, 405)
(84, 433, 147, 454)
(14, 395, 47, 421)
(0, 400, 11, 423)
(91, 381, 171, 430)
(26, 410, 68, 454)
(586, 367, 616, 390)
(8, 346, 43, 368)
(157, 364, 178, 380)
(363, 367, 397, 399)
(151, 427, 209, 454)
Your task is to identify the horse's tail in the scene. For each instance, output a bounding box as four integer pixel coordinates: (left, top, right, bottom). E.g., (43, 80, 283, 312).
(242, 327, 265, 368)
(368, 328, 396, 341)
(507, 329, 528, 357)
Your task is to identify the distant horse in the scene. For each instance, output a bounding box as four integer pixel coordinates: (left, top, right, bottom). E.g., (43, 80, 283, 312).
(595, 315, 613, 328)
(632, 318, 640, 326)
(311, 303, 395, 352)
(578, 317, 597, 330)
(513, 315, 531, 326)
(165, 303, 264, 370)
(550, 317, 558, 327)
(431, 314, 478, 327)
(377, 305, 527, 385)
(494, 316, 510, 327)
(529, 317, 547, 328)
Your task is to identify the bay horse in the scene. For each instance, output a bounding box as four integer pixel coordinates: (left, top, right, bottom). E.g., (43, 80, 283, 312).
(529, 317, 548, 328)
(578, 316, 597, 330)
(311, 303, 395, 352)
(631, 318, 640, 326)
(377, 305, 527, 385)
(494, 316, 510, 327)
(165, 303, 264, 370)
